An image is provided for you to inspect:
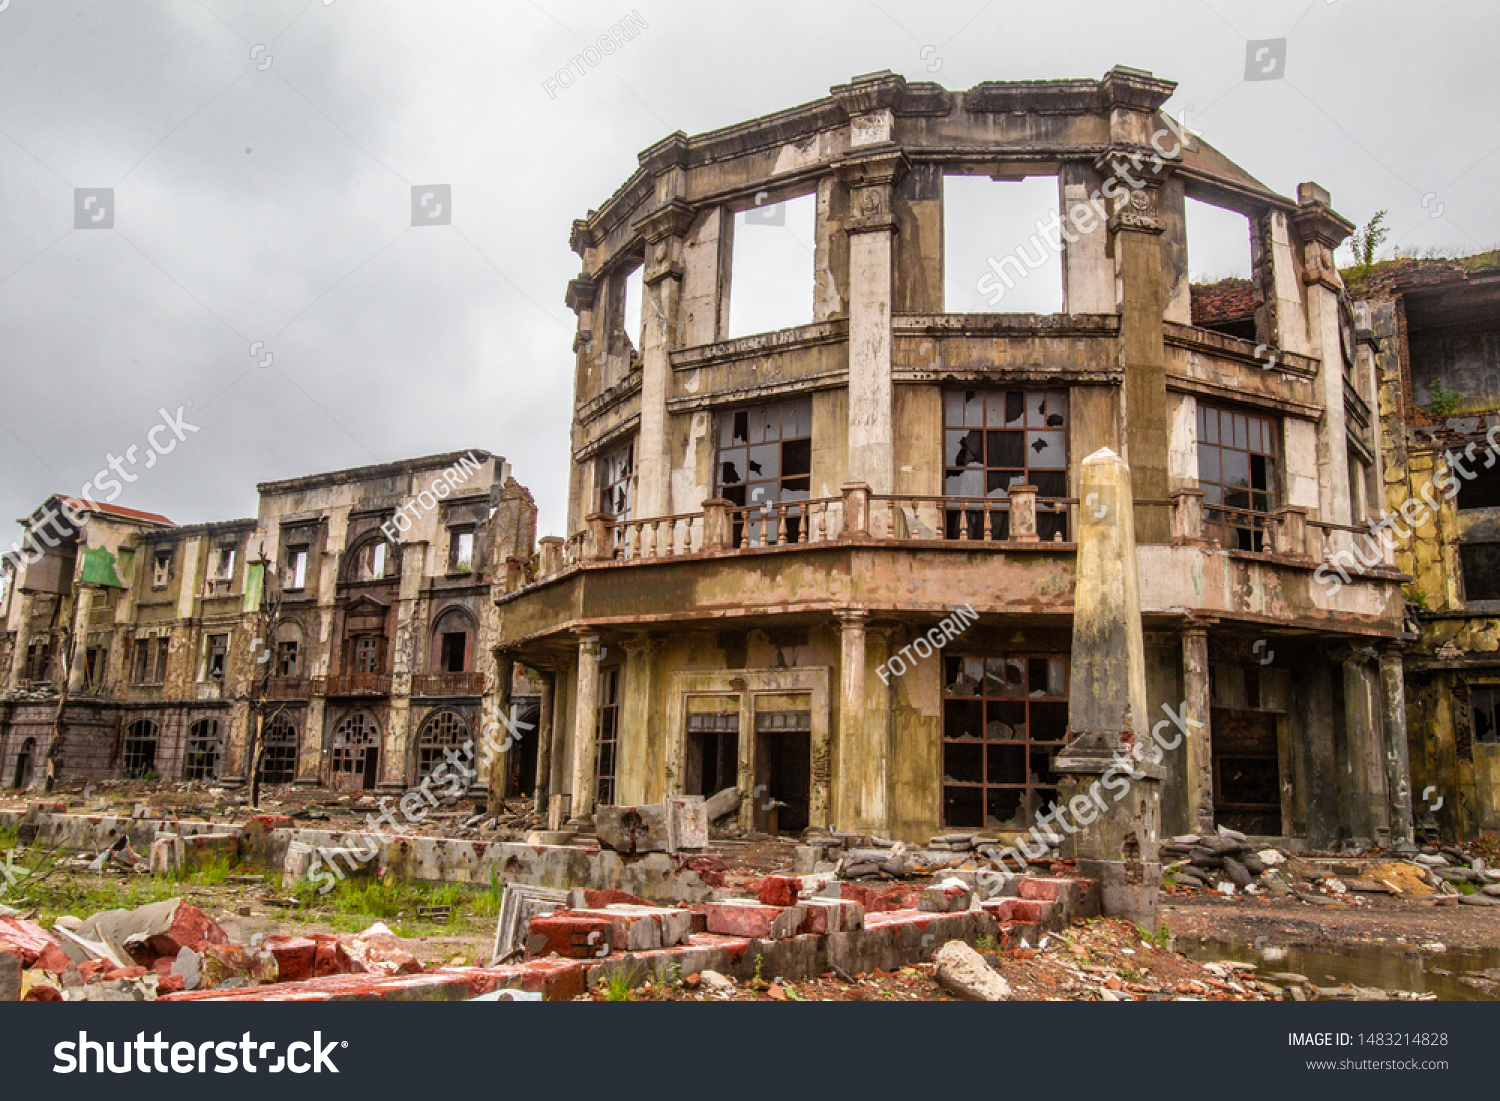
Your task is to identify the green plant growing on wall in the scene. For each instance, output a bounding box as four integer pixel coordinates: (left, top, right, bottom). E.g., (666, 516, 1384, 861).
(1424, 379, 1465, 418)
(1345, 210, 1389, 280)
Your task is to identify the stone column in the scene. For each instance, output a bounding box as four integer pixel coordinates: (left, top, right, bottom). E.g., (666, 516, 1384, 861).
(532, 671, 555, 816)
(835, 151, 907, 496)
(1342, 648, 1388, 844)
(1380, 648, 1415, 849)
(1292, 184, 1356, 528)
(833, 609, 877, 831)
(548, 655, 573, 816)
(617, 634, 660, 804)
(567, 631, 602, 826)
(635, 199, 695, 518)
(485, 650, 515, 817)
(1181, 627, 1214, 836)
(7, 590, 35, 690)
(384, 541, 428, 789)
(67, 585, 98, 693)
(1054, 447, 1161, 926)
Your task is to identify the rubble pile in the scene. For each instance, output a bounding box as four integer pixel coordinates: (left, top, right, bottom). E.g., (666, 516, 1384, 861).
(0, 898, 421, 1002)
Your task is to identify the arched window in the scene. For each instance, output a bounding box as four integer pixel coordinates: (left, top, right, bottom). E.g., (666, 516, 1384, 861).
(330, 710, 381, 790)
(416, 709, 469, 780)
(184, 719, 221, 781)
(258, 716, 299, 785)
(346, 536, 396, 583)
(123, 720, 158, 779)
(431, 607, 476, 674)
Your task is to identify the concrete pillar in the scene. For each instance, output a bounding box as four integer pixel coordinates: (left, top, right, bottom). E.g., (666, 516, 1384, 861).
(567, 632, 602, 826)
(835, 151, 907, 495)
(67, 585, 97, 693)
(548, 656, 573, 811)
(486, 650, 515, 816)
(833, 609, 877, 831)
(1292, 184, 1356, 528)
(1181, 627, 1214, 836)
(532, 671, 555, 816)
(617, 634, 660, 804)
(1380, 649, 1415, 849)
(1342, 649, 1388, 844)
(635, 201, 695, 518)
(1055, 447, 1160, 925)
(7, 590, 35, 690)
(385, 541, 428, 788)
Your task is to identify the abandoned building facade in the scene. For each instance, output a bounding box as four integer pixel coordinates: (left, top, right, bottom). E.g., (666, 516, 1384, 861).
(494, 69, 1413, 848)
(0, 452, 541, 796)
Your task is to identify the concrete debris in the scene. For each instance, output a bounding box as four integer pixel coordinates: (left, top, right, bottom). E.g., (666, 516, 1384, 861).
(933, 940, 1011, 1001)
(704, 787, 740, 822)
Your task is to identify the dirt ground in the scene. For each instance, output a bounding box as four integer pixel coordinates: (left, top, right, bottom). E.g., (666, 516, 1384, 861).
(1164, 893, 1500, 952)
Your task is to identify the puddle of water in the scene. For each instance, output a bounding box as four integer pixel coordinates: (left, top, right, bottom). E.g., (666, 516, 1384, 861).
(1175, 937, 1500, 1001)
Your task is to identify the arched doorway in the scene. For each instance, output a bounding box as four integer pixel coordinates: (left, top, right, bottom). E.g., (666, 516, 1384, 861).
(330, 711, 380, 791)
(123, 720, 158, 779)
(13, 737, 35, 789)
(415, 709, 468, 786)
(184, 719, 221, 781)
(258, 716, 299, 785)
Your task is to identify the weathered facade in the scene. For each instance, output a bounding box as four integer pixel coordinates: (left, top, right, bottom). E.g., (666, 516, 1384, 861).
(497, 68, 1412, 847)
(0, 451, 540, 794)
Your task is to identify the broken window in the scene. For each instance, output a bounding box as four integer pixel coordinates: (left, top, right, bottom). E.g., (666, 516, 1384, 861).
(416, 709, 468, 781)
(84, 646, 105, 689)
(205, 634, 228, 682)
(276, 639, 300, 678)
(151, 550, 172, 590)
(351, 636, 383, 675)
(284, 546, 309, 591)
(943, 389, 1068, 539)
(131, 637, 168, 685)
(1461, 543, 1500, 602)
(212, 545, 236, 581)
(595, 666, 621, 806)
(945, 174, 1063, 315)
(598, 440, 635, 519)
(1198, 404, 1279, 551)
(440, 632, 467, 673)
(350, 539, 390, 582)
(941, 653, 1069, 829)
(716, 396, 812, 543)
(185, 719, 221, 781)
(726, 192, 815, 338)
(1472, 687, 1499, 745)
(258, 717, 299, 785)
(1457, 463, 1500, 511)
(622, 262, 643, 355)
(23, 639, 51, 683)
(123, 720, 158, 779)
(330, 710, 380, 791)
(431, 608, 473, 674)
(1185, 197, 1253, 284)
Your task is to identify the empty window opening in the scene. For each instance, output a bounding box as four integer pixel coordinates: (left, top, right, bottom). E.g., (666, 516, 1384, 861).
(185, 719, 221, 781)
(727, 192, 815, 338)
(123, 720, 158, 779)
(1473, 687, 1500, 745)
(595, 667, 621, 806)
(212, 545, 236, 581)
(258, 717, 299, 786)
(1457, 463, 1500, 511)
(84, 647, 105, 689)
(1198, 404, 1280, 551)
(449, 528, 475, 574)
(132, 637, 169, 685)
(622, 263, 644, 354)
(276, 639, 300, 678)
(350, 539, 390, 582)
(151, 551, 172, 589)
(330, 711, 380, 791)
(416, 709, 468, 781)
(205, 634, 228, 682)
(943, 389, 1068, 540)
(945, 174, 1063, 315)
(941, 654, 1069, 829)
(440, 632, 467, 673)
(1185, 198, 1253, 283)
(24, 639, 51, 683)
(598, 440, 635, 520)
(687, 708, 739, 797)
(284, 547, 309, 590)
(1461, 543, 1500, 602)
(754, 709, 811, 835)
(716, 397, 812, 545)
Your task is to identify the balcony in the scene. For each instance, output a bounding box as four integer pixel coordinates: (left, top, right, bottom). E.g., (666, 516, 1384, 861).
(411, 671, 487, 697)
(264, 676, 315, 700)
(324, 673, 392, 697)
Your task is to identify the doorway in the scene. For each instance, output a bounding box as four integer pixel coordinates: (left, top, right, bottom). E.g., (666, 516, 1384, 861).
(686, 710, 739, 796)
(754, 710, 811, 834)
(1212, 708, 1282, 835)
(13, 737, 35, 789)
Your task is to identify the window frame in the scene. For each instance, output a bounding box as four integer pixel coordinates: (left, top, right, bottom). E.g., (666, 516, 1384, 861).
(595, 665, 622, 806)
(1197, 403, 1282, 551)
(941, 388, 1069, 540)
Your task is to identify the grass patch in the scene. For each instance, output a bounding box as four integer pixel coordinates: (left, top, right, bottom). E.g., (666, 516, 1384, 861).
(601, 967, 637, 1001)
(1453, 880, 1477, 896)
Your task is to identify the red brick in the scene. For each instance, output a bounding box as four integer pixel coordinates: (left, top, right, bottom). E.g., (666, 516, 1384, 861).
(34, 944, 73, 974)
(1018, 877, 1066, 902)
(0, 917, 63, 968)
(157, 973, 186, 995)
(264, 936, 318, 982)
(581, 889, 651, 908)
(23, 983, 62, 1001)
(702, 901, 785, 938)
(757, 876, 801, 907)
(338, 923, 422, 977)
(145, 901, 228, 958)
(526, 913, 618, 960)
(313, 936, 357, 977)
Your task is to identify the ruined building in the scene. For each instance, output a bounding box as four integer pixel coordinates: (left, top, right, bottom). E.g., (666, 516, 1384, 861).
(0, 452, 539, 794)
(494, 69, 1412, 847)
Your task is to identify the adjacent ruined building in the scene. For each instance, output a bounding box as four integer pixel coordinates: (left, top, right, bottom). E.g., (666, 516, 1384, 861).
(0, 452, 540, 795)
(496, 68, 1412, 848)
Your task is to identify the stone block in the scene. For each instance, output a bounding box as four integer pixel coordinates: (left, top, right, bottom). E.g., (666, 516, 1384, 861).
(526, 913, 618, 959)
(704, 787, 740, 821)
(76, 899, 227, 964)
(1018, 877, 1067, 901)
(263, 936, 318, 983)
(340, 922, 423, 976)
(596, 804, 669, 854)
(666, 795, 709, 853)
(918, 883, 973, 913)
(757, 875, 802, 907)
(702, 900, 806, 939)
(798, 898, 865, 935)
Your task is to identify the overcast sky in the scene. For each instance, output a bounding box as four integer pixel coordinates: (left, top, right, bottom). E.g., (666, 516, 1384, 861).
(1, 0, 1495, 545)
